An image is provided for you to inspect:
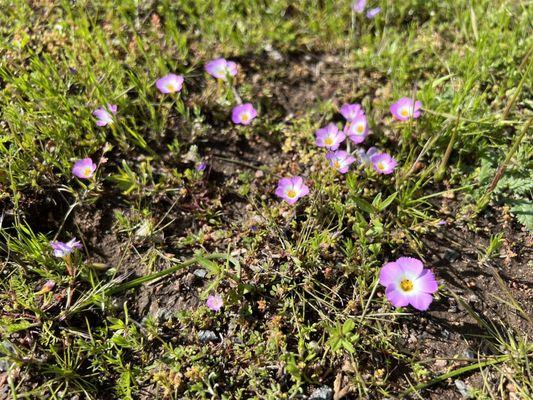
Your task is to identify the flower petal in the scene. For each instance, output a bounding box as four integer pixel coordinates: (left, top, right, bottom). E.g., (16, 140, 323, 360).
(385, 286, 410, 308)
(379, 261, 399, 287)
(408, 292, 433, 311)
(396, 257, 424, 278)
(415, 269, 438, 294)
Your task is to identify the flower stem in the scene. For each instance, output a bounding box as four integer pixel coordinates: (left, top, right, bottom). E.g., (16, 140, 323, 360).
(487, 117, 532, 194)
(435, 109, 462, 181)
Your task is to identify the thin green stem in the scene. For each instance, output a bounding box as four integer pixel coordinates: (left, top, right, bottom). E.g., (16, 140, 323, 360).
(435, 110, 462, 181)
(487, 117, 532, 194)
(105, 253, 229, 296)
(502, 47, 532, 119)
(401, 355, 510, 397)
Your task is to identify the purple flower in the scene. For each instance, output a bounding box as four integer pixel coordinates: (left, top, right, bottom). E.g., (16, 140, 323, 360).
(205, 58, 238, 80)
(326, 150, 356, 174)
(206, 294, 223, 311)
(232, 103, 257, 125)
(275, 176, 309, 205)
(366, 7, 381, 18)
(353, 0, 366, 13)
(50, 238, 82, 258)
(156, 73, 184, 94)
(315, 123, 346, 150)
(344, 114, 369, 144)
(36, 279, 56, 294)
(356, 147, 380, 165)
(93, 104, 117, 127)
(72, 158, 97, 179)
(196, 161, 207, 171)
(340, 103, 364, 121)
(371, 152, 397, 175)
(390, 97, 422, 121)
(379, 257, 438, 311)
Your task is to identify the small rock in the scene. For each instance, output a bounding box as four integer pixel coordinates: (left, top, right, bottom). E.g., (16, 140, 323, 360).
(0, 341, 15, 372)
(193, 268, 207, 278)
(155, 307, 174, 321)
(407, 333, 418, 345)
(264, 43, 283, 61)
(466, 294, 479, 303)
(454, 379, 470, 398)
(309, 386, 333, 400)
(444, 249, 460, 261)
(198, 330, 218, 343)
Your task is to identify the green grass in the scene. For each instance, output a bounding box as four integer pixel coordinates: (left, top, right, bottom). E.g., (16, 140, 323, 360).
(1, 0, 531, 398)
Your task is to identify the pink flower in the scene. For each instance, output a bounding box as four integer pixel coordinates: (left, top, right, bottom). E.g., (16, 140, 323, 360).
(72, 158, 97, 179)
(366, 7, 381, 19)
(232, 103, 257, 125)
(353, 0, 366, 13)
(93, 104, 117, 126)
(371, 152, 397, 174)
(36, 280, 56, 295)
(315, 123, 346, 150)
(156, 73, 184, 94)
(50, 238, 82, 258)
(390, 97, 422, 121)
(356, 147, 379, 166)
(326, 150, 356, 174)
(379, 257, 438, 311)
(340, 103, 364, 121)
(206, 294, 223, 311)
(344, 114, 369, 144)
(275, 176, 309, 205)
(205, 58, 238, 80)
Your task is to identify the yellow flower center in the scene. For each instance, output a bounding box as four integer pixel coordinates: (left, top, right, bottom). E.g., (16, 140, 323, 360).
(83, 167, 93, 177)
(401, 108, 410, 117)
(356, 124, 364, 133)
(377, 162, 385, 170)
(287, 189, 297, 198)
(324, 137, 333, 146)
(400, 279, 414, 292)
(241, 113, 250, 122)
(333, 160, 341, 169)
(166, 83, 176, 92)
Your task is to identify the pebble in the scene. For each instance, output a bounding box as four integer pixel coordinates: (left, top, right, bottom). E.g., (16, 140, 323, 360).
(198, 330, 218, 343)
(193, 268, 207, 278)
(444, 249, 460, 261)
(0, 341, 15, 372)
(454, 379, 469, 397)
(309, 386, 333, 400)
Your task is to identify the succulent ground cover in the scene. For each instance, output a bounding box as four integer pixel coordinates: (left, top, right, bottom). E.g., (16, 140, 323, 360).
(0, 1, 531, 399)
